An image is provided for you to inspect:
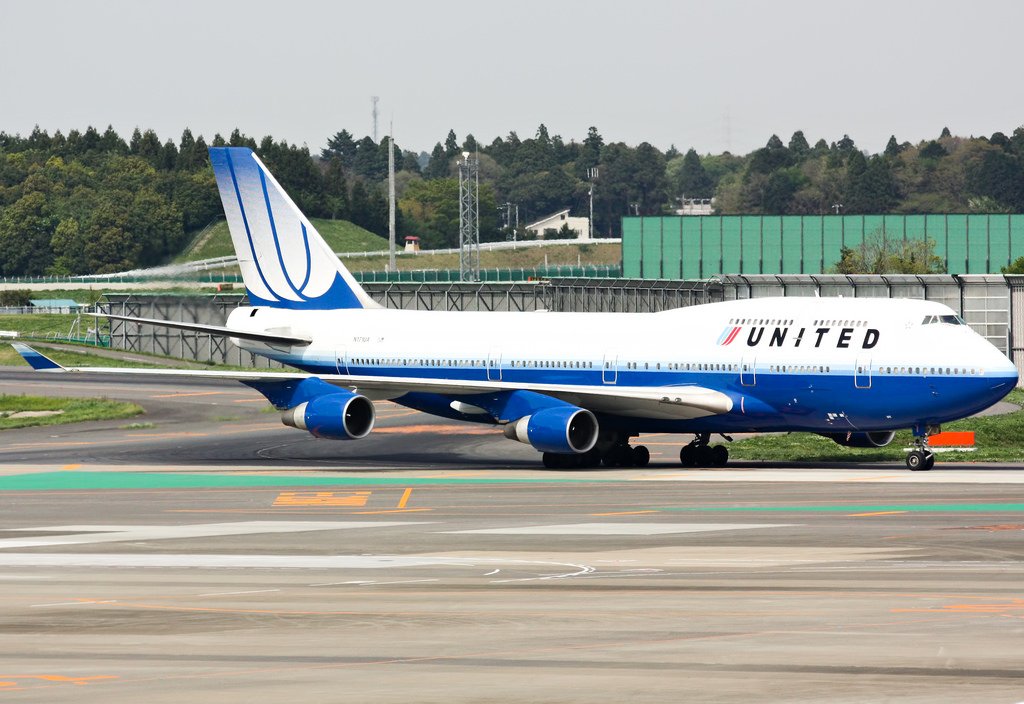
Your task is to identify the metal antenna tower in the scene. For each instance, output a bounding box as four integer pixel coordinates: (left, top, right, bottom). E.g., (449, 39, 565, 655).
(458, 152, 480, 281)
(371, 96, 379, 142)
(388, 122, 396, 272)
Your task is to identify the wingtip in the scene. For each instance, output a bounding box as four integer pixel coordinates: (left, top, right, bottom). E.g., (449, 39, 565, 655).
(11, 343, 64, 372)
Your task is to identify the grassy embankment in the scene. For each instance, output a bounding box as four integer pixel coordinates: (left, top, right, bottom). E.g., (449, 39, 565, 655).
(0, 394, 142, 430)
(729, 388, 1024, 463)
(177, 218, 621, 272)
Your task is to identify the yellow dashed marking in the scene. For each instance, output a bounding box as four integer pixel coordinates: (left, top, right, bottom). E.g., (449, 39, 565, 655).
(272, 491, 371, 507)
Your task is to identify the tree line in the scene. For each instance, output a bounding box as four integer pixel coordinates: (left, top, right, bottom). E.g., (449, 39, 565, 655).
(1, 122, 1023, 276)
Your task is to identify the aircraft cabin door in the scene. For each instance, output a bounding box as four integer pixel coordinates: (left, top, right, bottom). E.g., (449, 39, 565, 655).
(486, 351, 502, 381)
(855, 357, 872, 389)
(335, 349, 349, 375)
(740, 356, 756, 386)
(602, 353, 618, 385)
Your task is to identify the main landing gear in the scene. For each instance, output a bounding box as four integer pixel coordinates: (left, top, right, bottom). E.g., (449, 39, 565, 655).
(541, 438, 651, 469)
(679, 433, 730, 468)
(906, 426, 938, 471)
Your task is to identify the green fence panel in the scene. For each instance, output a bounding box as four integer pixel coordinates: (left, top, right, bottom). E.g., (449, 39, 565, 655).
(925, 214, 948, 267)
(990, 215, 1010, 271)
(968, 215, 991, 274)
(720, 217, 741, 274)
(883, 214, 907, 241)
(681, 217, 702, 279)
(781, 217, 803, 273)
(904, 214, 927, 242)
(946, 215, 968, 273)
(640, 217, 663, 278)
(661, 217, 682, 279)
(842, 215, 866, 249)
(701, 218, 723, 277)
(803, 216, 824, 273)
(822, 217, 844, 271)
(761, 216, 782, 274)
(1011, 216, 1024, 265)
(621, 217, 643, 277)
(863, 214, 886, 241)
(740, 216, 762, 273)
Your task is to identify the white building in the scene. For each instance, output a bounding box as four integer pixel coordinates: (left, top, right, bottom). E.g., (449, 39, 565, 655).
(524, 209, 591, 240)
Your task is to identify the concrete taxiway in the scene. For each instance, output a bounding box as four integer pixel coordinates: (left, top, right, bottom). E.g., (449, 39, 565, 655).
(0, 369, 1023, 703)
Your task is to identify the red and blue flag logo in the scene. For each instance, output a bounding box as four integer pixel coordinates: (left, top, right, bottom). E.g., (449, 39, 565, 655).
(717, 325, 742, 346)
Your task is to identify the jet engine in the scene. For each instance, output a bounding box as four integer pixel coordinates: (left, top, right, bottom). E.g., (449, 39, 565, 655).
(822, 430, 896, 448)
(502, 406, 599, 454)
(281, 391, 375, 440)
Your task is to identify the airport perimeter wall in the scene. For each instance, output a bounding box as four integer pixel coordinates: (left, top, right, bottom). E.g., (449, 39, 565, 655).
(622, 214, 1024, 279)
(98, 275, 1024, 383)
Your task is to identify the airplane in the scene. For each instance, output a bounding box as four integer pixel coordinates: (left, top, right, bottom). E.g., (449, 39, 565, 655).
(12, 147, 1020, 471)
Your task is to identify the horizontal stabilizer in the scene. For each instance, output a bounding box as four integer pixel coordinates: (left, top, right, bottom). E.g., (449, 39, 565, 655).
(95, 313, 311, 346)
(11, 343, 64, 371)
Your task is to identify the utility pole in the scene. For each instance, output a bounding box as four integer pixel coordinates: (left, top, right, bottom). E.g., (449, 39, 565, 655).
(371, 96, 379, 142)
(388, 122, 396, 272)
(458, 152, 480, 281)
(587, 167, 599, 240)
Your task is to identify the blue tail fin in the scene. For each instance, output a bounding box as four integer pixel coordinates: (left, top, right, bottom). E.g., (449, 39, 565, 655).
(208, 147, 379, 310)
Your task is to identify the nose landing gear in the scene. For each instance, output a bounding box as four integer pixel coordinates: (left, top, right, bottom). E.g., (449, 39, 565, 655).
(906, 425, 938, 471)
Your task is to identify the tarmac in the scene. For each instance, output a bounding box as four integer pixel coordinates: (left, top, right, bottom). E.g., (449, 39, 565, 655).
(0, 369, 1022, 703)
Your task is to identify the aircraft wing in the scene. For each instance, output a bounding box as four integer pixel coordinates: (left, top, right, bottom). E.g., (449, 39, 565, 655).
(11, 344, 731, 420)
(94, 313, 312, 346)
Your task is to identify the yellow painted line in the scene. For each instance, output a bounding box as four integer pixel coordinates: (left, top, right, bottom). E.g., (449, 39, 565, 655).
(61, 464, 81, 471)
(397, 487, 413, 509)
(590, 510, 660, 516)
(232, 398, 270, 404)
(273, 491, 371, 507)
(848, 510, 908, 517)
(353, 508, 433, 515)
(150, 391, 228, 399)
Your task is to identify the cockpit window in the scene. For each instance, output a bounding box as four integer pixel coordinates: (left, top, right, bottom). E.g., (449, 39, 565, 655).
(922, 314, 965, 326)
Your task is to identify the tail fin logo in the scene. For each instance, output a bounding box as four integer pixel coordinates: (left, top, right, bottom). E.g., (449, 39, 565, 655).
(208, 147, 376, 310)
(717, 326, 742, 346)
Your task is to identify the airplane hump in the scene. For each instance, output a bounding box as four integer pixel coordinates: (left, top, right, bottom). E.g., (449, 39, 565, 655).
(208, 147, 379, 310)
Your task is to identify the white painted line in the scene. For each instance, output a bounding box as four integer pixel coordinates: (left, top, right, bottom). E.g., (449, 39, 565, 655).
(198, 589, 280, 597)
(444, 522, 794, 536)
(483, 569, 500, 576)
(0, 521, 428, 549)
(360, 579, 439, 586)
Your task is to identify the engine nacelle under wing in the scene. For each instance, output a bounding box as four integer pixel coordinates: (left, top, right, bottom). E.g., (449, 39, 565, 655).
(503, 406, 599, 454)
(822, 430, 896, 448)
(282, 391, 375, 440)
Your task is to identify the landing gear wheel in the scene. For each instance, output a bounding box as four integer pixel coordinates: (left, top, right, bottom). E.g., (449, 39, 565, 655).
(710, 445, 729, 467)
(542, 452, 569, 469)
(632, 445, 650, 467)
(923, 453, 935, 471)
(906, 450, 929, 471)
(679, 445, 696, 467)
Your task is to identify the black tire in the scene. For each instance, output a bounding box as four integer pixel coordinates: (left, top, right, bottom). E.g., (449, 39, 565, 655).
(923, 453, 936, 471)
(710, 445, 729, 467)
(695, 445, 714, 468)
(679, 445, 695, 467)
(543, 452, 565, 469)
(633, 445, 650, 467)
(906, 450, 926, 471)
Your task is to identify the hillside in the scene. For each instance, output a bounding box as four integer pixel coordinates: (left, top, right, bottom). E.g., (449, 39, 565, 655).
(177, 218, 388, 261)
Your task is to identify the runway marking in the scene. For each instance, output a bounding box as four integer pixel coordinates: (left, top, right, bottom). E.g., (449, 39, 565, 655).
(397, 488, 413, 509)
(0, 521, 419, 549)
(590, 510, 661, 516)
(443, 523, 794, 536)
(150, 391, 227, 399)
(848, 511, 908, 517)
(893, 598, 1024, 615)
(61, 464, 80, 471)
(272, 491, 371, 507)
(663, 503, 1024, 513)
(352, 508, 433, 515)
(198, 589, 280, 597)
(0, 675, 117, 688)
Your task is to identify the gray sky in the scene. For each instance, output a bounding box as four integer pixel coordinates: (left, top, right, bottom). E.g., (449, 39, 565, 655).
(3, 0, 1022, 156)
